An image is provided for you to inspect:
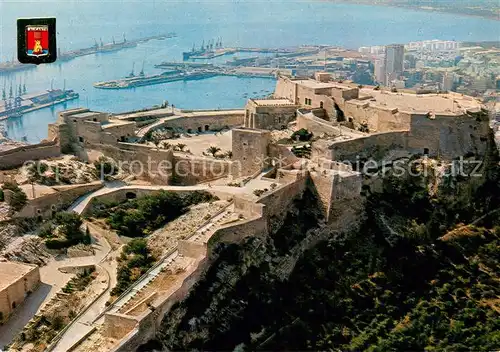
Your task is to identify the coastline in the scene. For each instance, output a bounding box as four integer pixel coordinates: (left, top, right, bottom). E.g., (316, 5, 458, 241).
(320, 0, 499, 21)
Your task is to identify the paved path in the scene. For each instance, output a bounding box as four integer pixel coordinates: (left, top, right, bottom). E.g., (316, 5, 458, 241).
(51, 171, 266, 350)
(70, 183, 247, 215)
(0, 235, 111, 349)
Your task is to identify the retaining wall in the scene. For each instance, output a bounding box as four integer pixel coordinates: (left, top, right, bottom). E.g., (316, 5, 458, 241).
(0, 140, 60, 170)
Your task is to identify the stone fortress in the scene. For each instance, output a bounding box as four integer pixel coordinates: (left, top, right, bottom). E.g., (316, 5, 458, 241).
(0, 261, 40, 325)
(0, 71, 489, 351)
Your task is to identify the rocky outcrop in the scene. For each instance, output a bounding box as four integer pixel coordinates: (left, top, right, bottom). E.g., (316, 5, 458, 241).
(146, 187, 363, 350)
(0, 221, 51, 265)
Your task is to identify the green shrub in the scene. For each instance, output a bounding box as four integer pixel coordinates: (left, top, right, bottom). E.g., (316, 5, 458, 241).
(39, 223, 54, 239)
(45, 239, 72, 249)
(1, 182, 28, 211)
(111, 238, 155, 296)
(291, 128, 313, 142)
(107, 191, 216, 237)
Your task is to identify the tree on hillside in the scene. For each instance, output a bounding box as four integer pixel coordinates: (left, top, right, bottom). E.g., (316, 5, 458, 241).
(1, 182, 28, 211)
(291, 128, 313, 142)
(207, 146, 221, 157)
(55, 212, 83, 241)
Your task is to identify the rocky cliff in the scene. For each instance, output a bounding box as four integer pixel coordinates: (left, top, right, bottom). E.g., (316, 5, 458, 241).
(140, 133, 500, 351)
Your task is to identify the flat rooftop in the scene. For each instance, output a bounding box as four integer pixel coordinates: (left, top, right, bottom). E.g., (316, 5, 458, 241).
(0, 261, 36, 291)
(355, 89, 483, 114)
(71, 111, 104, 120)
(252, 99, 296, 107)
(292, 79, 355, 90)
(101, 119, 135, 129)
(19, 184, 58, 200)
(182, 109, 244, 117)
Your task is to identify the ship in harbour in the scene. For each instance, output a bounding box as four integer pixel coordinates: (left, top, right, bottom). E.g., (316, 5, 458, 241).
(0, 81, 79, 120)
(93, 68, 218, 89)
(183, 38, 225, 61)
(0, 60, 36, 75)
(58, 33, 176, 62)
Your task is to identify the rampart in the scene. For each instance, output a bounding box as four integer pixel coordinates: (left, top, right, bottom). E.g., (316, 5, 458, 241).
(163, 111, 244, 132)
(0, 140, 60, 170)
(79, 187, 234, 216)
(173, 153, 232, 185)
(15, 181, 104, 219)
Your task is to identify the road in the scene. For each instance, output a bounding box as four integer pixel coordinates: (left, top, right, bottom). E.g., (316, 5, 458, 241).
(70, 183, 247, 215)
(49, 171, 269, 350)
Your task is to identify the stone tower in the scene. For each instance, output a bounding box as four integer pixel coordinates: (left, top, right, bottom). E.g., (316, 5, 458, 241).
(231, 128, 271, 178)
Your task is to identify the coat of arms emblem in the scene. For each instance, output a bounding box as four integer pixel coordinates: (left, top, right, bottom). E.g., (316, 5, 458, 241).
(26, 25, 49, 57)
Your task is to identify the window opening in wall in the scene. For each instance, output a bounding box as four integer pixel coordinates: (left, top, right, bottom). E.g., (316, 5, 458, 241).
(79, 136, 84, 143)
(424, 148, 429, 155)
(205, 125, 209, 131)
(198, 126, 202, 132)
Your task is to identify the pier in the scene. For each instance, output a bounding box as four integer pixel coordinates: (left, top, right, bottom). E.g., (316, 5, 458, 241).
(0, 89, 79, 121)
(0, 33, 177, 74)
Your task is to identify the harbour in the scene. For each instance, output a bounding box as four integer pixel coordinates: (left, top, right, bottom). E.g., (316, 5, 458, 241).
(93, 67, 279, 90)
(0, 33, 176, 74)
(0, 87, 79, 121)
(0, 0, 497, 144)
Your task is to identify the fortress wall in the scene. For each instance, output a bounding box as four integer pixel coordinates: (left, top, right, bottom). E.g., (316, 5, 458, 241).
(250, 106, 298, 130)
(85, 142, 174, 184)
(274, 77, 297, 102)
(378, 110, 412, 132)
(269, 144, 299, 169)
(309, 171, 335, 217)
(78, 121, 103, 144)
(164, 113, 244, 132)
(344, 101, 370, 126)
(231, 128, 270, 177)
(321, 96, 336, 120)
(297, 112, 340, 136)
(103, 313, 138, 339)
(207, 216, 268, 254)
(151, 257, 207, 326)
(276, 169, 308, 184)
(173, 154, 231, 185)
(343, 103, 412, 132)
(258, 175, 307, 219)
(408, 114, 489, 158)
(0, 141, 60, 170)
(309, 169, 362, 220)
(329, 131, 409, 161)
(99, 126, 136, 145)
(234, 197, 265, 217)
(333, 172, 363, 200)
(51, 182, 104, 204)
(0, 265, 40, 322)
(14, 182, 104, 219)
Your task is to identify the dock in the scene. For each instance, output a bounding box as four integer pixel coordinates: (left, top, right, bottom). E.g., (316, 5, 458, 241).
(0, 33, 177, 74)
(0, 89, 79, 121)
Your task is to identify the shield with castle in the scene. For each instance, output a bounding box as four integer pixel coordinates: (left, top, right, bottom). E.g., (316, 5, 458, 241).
(26, 25, 49, 57)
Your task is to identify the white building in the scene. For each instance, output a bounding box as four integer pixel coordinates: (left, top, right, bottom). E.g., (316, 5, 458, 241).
(384, 44, 405, 85)
(442, 72, 456, 91)
(374, 57, 386, 84)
